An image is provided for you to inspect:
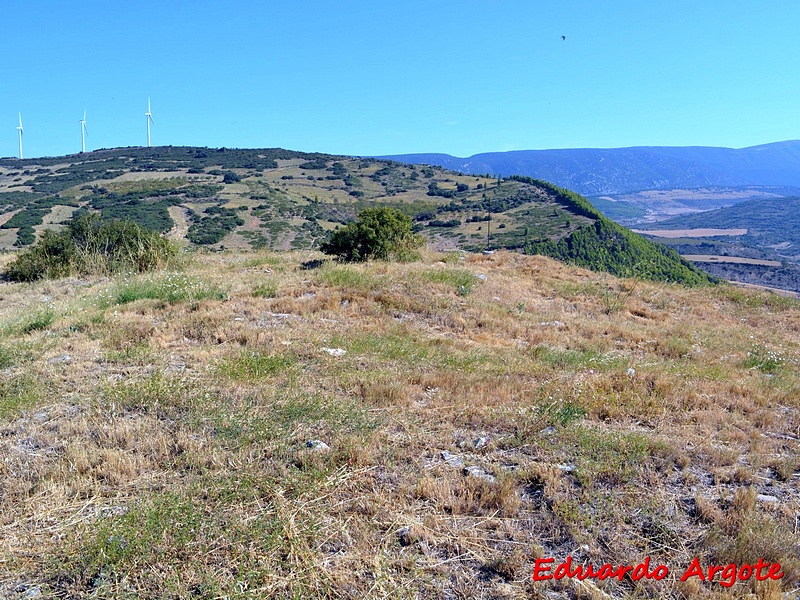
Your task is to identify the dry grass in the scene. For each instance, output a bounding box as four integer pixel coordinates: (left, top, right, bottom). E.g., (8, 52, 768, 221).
(1, 249, 799, 598)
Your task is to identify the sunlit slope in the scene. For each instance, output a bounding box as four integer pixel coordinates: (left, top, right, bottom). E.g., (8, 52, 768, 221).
(0, 146, 713, 284)
(0, 249, 797, 598)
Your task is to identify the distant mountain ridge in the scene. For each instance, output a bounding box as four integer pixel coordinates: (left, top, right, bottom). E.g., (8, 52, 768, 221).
(379, 141, 800, 196)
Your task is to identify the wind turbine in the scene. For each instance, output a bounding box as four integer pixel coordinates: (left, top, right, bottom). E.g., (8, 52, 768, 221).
(80, 109, 88, 153)
(145, 98, 154, 147)
(17, 113, 23, 159)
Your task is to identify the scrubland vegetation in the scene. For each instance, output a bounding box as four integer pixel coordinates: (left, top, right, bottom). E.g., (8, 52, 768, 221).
(4, 213, 178, 282)
(1, 248, 798, 599)
(0, 147, 715, 286)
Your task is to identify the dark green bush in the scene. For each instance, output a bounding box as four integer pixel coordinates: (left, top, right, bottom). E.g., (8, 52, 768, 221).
(299, 158, 328, 170)
(13, 226, 36, 246)
(187, 206, 244, 245)
(320, 207, 423, 262)
(428, 219, 461, 228)
(426, 182, 455, 198)
(5, 213, 178, 282)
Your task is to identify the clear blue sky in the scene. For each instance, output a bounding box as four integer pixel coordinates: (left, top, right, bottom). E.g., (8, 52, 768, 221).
(2, 1, 799, 159)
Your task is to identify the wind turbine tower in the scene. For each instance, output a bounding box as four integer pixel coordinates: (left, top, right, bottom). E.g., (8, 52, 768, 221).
(145, 98, 154, 147)
(80, 110, 88, 153)
(17, 114, 23, 159)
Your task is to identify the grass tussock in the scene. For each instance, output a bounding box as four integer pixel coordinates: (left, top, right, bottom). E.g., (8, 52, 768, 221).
(1, 249, 799, 599)
(0, 374, 43, 417)
(315, 263, 381, 291)
(97, 272, 228, 307)
(2, 308, 55, 336)
(419, 267, 482, 295)
(217, 350, 296, 380)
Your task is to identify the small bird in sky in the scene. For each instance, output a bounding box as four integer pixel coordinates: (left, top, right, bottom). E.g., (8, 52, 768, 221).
(561, 35, 566, 41)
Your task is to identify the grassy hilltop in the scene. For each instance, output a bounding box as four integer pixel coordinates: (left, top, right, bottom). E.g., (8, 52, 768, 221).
(0, 247, 798, 599)
(0, 146, 712, 285)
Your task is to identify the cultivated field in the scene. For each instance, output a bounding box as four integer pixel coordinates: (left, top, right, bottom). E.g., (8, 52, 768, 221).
(634, 229, 748, 238)
(682, 256, 783, 267)
(1, 249, 799, 599)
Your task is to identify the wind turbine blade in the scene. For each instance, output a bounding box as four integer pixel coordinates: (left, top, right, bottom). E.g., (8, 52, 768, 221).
(83, 109, 87, 121)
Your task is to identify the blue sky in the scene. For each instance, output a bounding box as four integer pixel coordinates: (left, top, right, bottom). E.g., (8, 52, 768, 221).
(2, 1, 799, 158)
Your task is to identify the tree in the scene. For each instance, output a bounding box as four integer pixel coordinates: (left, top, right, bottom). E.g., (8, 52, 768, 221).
(320, 207, 423, 262)
(222, 171, 241, 184)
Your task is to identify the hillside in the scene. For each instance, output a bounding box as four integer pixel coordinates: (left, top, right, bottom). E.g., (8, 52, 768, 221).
(631, 197, 800, 293)
(0, 146, 712, 285)
(644, 197, 800, 261)
(0, 249, 798, 599)
(380, 140, 800, 196)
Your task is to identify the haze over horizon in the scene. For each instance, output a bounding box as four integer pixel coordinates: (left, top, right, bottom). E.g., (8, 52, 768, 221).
(3, 1, 799, 159)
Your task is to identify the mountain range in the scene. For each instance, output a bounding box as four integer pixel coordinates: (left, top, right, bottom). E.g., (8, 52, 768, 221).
(380, 140, 800, 196)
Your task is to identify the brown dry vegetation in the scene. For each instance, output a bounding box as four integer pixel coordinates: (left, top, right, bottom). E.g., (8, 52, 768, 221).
(1, 249, 799, 599)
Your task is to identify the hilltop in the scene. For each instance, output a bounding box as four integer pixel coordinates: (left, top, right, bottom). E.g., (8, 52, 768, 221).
(0, 248, 798, 598)
(0, 146, 712, 285)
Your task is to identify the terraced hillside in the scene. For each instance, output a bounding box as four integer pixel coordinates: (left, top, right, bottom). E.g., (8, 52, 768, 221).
(0, 147, 712, 285)
(0, 147, 576, 252)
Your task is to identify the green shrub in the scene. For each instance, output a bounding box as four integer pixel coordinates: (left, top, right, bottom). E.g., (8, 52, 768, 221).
(5, 212, 178, 282)
(13, 225, 36, 247)
(428, 219, 461, 228)
(187, 206, 244, 245)
(316, 265, 379, 290)
(320, 207, 423, 262)
(299, 158, 328, 170)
